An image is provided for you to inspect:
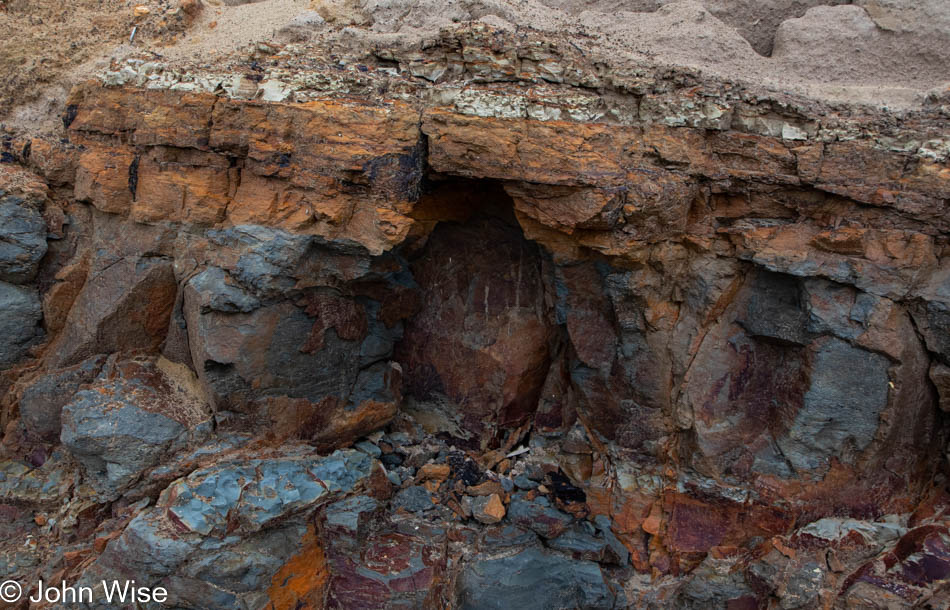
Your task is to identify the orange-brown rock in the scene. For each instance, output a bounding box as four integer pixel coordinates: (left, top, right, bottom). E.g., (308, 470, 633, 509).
(74, 145, 135, 215)
(4, 21, 950, 609)
(266, 526, 329, 610)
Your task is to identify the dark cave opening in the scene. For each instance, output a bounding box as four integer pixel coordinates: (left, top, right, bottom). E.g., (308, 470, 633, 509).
(393, 179, 567, 451)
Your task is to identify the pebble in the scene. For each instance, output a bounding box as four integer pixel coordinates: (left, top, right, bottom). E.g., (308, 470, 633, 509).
(473, 494, 506, 524)
(354, 440, 382, 458)
(513, 474, 537, 490)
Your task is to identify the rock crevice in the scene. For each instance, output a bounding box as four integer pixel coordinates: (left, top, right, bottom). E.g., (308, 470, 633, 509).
(0, 21, 948, 608)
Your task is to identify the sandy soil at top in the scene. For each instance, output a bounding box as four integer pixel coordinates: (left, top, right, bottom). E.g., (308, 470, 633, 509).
(158, 0, 310, 62)
(2, 0, 949, 136)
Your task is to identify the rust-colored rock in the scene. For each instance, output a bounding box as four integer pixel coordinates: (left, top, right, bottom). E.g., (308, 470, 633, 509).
(3, 19, 950, 609)
(267, 526, 329, 610)
(396, 215, 557, 448)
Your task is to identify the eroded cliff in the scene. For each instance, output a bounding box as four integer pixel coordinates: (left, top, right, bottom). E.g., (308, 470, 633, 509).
(0, 11, 949, 609)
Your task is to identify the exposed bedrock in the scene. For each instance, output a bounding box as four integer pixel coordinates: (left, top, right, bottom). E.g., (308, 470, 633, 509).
(0, 22, 948, 608)
(396, 211, 559, 448)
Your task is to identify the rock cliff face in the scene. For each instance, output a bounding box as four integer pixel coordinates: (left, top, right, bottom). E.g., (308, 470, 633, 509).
(0, 19, 949, 609)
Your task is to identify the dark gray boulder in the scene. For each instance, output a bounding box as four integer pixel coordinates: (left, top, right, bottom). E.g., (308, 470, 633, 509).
(19, 354, 108, 441)
(60, 357, 212, 497)
(456, 546, 618, 610)
(0, 192, 47, 284)
(0, 281, 43, 369)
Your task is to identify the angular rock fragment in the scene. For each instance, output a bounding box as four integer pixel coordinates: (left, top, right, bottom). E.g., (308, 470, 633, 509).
(507, 493, 574, 539)
(60, 356, 211, 497)
(0, 188, 48, 284)
(45, 214, 177, 367)
(456, 546, 618, 610)
(0, 281, 43, 369)
(471, 493, 506, 524)
(81, 448, 375, 608)
(19, 354, 107, 441)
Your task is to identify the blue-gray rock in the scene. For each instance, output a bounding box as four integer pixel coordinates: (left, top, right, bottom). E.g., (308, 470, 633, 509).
(182, 279, 403, 450)
(324, 494, 381, 553)
(456, 547, 618, 610)
(60, 357, 211, 497)
(549, 524, 610, 562)
(181, 524, 308, 594)
(207, 225, 316, 299)
(167, 449, 372, 536)
(393, 485, 434, 513)
(514, 474, 538, 489)
(479, 524, 540, 550)
(776, 337, 889, 472)
(187, 266, 260, 313)
(676, 556, 758, 608)
(18, 354, 107, 441)
(0, 449, 75, 505)
(381, 452, 404, 468)
(507, 493, 574, 538)
(326, 494, 380, 532)
(592, 514, 630, 566)
(0, 193, 47, 284)
(0, 281, 43, 369)
(79, 447, 376, 609)
(915, 300, 950, 361)
(740, 271, 810, 345)
(354, 440, 382, 457)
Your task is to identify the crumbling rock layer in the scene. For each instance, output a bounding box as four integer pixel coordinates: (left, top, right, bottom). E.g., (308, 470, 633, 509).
(0, 21, 949, 609)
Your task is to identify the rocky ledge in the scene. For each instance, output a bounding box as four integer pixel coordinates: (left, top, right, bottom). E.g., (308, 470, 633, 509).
(0, 20, 948, 609)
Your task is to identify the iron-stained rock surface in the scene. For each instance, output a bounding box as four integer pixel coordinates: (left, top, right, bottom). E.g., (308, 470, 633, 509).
(0, 14, 948, 609)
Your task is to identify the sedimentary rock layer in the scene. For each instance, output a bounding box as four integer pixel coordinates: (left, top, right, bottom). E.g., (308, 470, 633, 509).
(0, 22, 948, 608)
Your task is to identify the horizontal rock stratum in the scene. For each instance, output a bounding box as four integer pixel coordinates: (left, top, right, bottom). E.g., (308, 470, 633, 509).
(0, 15, 949, 610)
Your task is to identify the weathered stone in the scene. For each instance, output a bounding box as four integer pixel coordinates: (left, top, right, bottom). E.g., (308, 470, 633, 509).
(180, 227, 410, 450)
(472, 493, 506, 524)
(0, 450, 75, 506)
(73, 146, 135, 215)
(8, 18, 950, 607)
(397, 216, 557, 447)
(683, 268, 937, 504)
(167, 449, 371, 536)
(840, 524, 950, 606)
(914, 300, 950, 361)
(19, 354, 107, 441)
(45, 214, 177, 367)
(932, 363, 950, 413)
(507, 493, 574, 539)
(392, 485, 434, 513)
(0, 281, 43, 369)
(130, 148, 232, 226)
(456, 546, 618, 609)
(185, 266, 260, 314)
(0, 190, 47, 284)
(549, 523, 611, 562)
(81, 447, 373, 608)
(60, 357, 211, 497)
(558, 261, 671, 453)
(324, 494, 381, 552)
(326, 529, 447, 608)
(776, 337, 889, 473)
(675, 556, 760, 608)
